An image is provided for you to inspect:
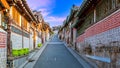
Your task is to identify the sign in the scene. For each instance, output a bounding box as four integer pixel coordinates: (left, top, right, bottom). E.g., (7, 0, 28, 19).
(0, 32, 7, 48)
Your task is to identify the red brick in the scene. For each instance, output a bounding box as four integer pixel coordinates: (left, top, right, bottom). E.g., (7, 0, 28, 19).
(77, 10, 120, 42)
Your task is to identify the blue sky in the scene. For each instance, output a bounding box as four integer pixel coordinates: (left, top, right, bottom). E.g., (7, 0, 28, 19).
(27, 0, 83, 27)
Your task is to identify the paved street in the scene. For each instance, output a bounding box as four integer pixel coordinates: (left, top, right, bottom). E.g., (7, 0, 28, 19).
(34, 35, 83, 68)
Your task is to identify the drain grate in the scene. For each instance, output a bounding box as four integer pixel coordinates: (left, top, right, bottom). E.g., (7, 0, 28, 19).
(28, 59, 35, 62)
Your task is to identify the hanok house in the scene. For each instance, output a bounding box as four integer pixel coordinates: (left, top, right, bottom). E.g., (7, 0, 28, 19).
(34, 11, 43, 48)
(41, 22, 51, 43)
(30, 10, 43, 51)
(72, 0, 120, 68)
(58, 20, 66, 41)
(66, 5, 79, 47)
(60, 19, 68, 42)
(63, 16, 70, 44)
(0, 0, 9, 68)
(44, 22, 51, 41)
(58, 5, 79, 47)
(6, 0, 38, 67)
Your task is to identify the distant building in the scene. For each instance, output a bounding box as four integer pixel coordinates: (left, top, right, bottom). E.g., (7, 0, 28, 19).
(58, 5, 79, 46)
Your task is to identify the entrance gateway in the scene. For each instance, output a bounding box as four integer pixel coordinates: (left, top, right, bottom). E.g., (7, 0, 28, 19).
(0, 28, 7, 68)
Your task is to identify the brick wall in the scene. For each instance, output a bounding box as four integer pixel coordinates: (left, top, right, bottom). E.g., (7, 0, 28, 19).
(77, 8, 120, 43)
(76, 9, 120, 67)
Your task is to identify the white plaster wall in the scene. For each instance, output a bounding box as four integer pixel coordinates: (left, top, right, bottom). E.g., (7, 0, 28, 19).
(47, 33, 50, 41)
(0, 48, 7, 68)
(30, 34, 33, 51)
(36, 36, 42, 48)
(11, 32, 22, 49)
(23, 37, 29, 48)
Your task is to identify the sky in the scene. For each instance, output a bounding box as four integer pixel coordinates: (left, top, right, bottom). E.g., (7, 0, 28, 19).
(27, 0, 83, 27)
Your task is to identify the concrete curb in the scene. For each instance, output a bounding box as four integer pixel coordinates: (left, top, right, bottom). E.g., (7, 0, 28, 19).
(18, 49, 39, 68)
(18, 42, 49, 68)
(63, 42, 97, 68)
(19, 36, 53, 68)
(31, 42, 48, 68)
(18, 61, 28, 68)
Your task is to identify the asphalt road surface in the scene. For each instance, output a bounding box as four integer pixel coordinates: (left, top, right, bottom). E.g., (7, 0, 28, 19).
(34, 35, 83, 68)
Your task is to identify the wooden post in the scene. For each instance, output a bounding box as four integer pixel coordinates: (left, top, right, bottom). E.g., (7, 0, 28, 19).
(7, 16, 12, 57)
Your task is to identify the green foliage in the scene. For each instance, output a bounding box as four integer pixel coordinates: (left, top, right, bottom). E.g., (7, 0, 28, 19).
(18, 49, 24, 56)
(24, 48, 29, 54)
(12, 49, 19, 57)
(38, 43, 42, 47)
(12, 48, 29, 57)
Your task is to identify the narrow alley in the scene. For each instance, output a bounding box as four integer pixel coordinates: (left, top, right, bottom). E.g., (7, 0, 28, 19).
(1, 0, 120, 68)
(23, 34, 95, 68)
(34, 35, 83, 68)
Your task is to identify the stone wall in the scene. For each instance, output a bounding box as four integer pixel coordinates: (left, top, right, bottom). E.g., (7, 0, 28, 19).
(11, 32, 30, 49)
(0, 28, 7, 68)
(23, 37, 29, 48)
(30, 29, 34, 51)
(76, 8, 120, 68)
(13, 56, 27, 68)
(11, 32, 22, 49)
(30, 34, 33, 51)
(0, 48, 6, 68)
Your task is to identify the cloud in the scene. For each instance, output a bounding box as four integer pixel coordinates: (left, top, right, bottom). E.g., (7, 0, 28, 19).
(38, 8, 65, 27)
(27, 0, 55, 9)
(27, 0, 65, 27)
(45, 16, 65, 22)
(38, 8, 51, 17)
(44, 16, 66, 27)
(27, 0, 54, 18)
